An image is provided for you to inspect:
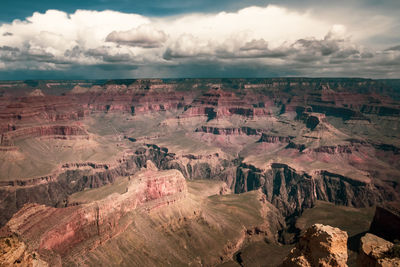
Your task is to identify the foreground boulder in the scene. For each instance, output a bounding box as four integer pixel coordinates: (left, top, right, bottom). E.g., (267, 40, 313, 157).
(280, 224, 348, 267)
(357, 233, 400, 267)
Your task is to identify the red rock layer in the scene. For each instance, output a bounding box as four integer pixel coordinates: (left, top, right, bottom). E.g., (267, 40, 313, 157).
(195, 126, 262, 136)
(183, 89, 272, 119)
(0, 125, 88, 146)
(5, 169, 187, 258)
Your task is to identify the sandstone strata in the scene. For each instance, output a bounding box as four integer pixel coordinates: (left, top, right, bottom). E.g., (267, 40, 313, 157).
(0, 125, 89, 146)
(2, 168, 187, 265)
(281, 224, 348, 267)
(357, 233, 400, 267)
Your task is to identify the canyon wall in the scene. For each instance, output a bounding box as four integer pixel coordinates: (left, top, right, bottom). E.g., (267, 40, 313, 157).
(5, 168, 187, 262)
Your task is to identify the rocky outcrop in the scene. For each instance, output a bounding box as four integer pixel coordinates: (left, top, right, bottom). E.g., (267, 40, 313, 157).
(281, 224, 348, 267)
(286, 141, 306, 151)
(370, 203, 400, 243)
(1, 141, 395, 231)
(373, 144, 400, 155)
(257, 133, 293, 143)
(235, 163, 316, 218)
(357, 233, 400, 267)
(183, 88, 270, 119)
(0, 125, 89, 146)
(309, 104, 362, 121)
(0, 145, 171, 227)
(0, 95, 88, 125)
(163, 151, 237, 186)
(233, 161, 397, 227)
(0, 144, 235, 228)
(314, 171, 393, 207)
(305, 114, 321, 130)
(4, 169, 187, 260)
(0, 229, 50, 266)
(361, 105, 400, 117)
(195, 126, 262, 136)
(266, 164, 317, 218)
(312, 145, 355, 154)
(28, 89, 45, 97)
(61, 162, 110, 170)
(234, 161, 394, 217)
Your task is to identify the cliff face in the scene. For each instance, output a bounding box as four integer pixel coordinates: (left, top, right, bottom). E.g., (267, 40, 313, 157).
(4, 168, 187, 262)
(1, 178, 289, 266)
(183, 88, 271, 119)
(0, 125, 89, 146)
(195, 126, 262, 136)
(258, 133, 293, 143)
(0, 141, 397, 232)
(0, 145, 175, 226)
(312, 145, 354, 154)
(235, 163, 316, 217)
(281, 224, 349, 267)
(369, 203, 400, 243)
(314, 171, 392, 207)
(234, 162, 393, 219)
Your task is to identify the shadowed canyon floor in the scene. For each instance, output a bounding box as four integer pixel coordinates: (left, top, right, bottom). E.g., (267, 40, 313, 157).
(0, 78, 399, 266)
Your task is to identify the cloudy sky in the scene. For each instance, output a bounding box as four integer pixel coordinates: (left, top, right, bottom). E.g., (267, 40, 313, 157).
(0, 0, 399, 79)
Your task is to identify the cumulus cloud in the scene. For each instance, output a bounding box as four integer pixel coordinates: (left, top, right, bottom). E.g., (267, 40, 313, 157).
(0, 5, 398, 78)
(106, 25, 167, 48)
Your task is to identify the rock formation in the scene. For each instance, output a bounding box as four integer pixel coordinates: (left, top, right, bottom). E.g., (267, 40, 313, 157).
(0, 231, 49, 267)
(357, 233, 400, 267)
(0, 125, 89, 146)
(370, 203, 400, 243)
(281, 224, 348, 267)
(195, 126, 262, 136)
(2, 168, 187, 265)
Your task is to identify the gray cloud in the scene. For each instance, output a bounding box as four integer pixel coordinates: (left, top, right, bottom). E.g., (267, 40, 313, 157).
(162, 28, 367, 67)
(0, 46, 19, 52)
(65, 45, 137, 64)
(0, 46, 54, 63)
(292, 38, 340, 56)
(235, 39, 291, 58)
(85, 47, 133, 63)
(106, 25, 167, 48)
(64, 45, 83, 58)
(385, 45, 400, 51)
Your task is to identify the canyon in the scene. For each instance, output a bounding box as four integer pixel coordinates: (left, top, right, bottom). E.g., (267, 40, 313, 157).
(0, 78, 399, 266)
